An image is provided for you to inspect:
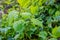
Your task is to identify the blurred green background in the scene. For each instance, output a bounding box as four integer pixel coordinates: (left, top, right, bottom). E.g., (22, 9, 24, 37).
(0, 0, 60, 40)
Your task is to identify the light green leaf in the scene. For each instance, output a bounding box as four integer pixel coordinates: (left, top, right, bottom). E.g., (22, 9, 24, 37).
(38, 31, 47, 39)
(52, 26, 60, 38)
(49, 38, 57, 40)
(21, 12, 31, 19)
(55, 11, 60, 17)
(8, 10, 19, 25)
(30, 5, 38, 14)
(31, 18, 43, 27)
(13, 20, 25, 33)
(17, 0, 30, 8)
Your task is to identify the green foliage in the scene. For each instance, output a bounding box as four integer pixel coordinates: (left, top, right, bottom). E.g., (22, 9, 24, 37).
(13, 20, 25, 33)
(55, 11, 60, 17)
(17, 0, 30, 8)
(49, 38, 57, 40)
(20, 12, 31, 19)
(31, 18, 43, 27)
(52, 26, 60, 38)
(30, 5, 38, 14)
(38, 31, 47, 40)
(0, 0, 60, 40)
(7, 10, 19, 26)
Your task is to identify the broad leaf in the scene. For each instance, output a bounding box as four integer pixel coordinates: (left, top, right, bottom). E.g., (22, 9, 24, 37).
(31, 18, 43, 27)
(38, 31, 47, 39)
(49, 38, 57, 40)
(13, 20, 25, 33)
(55, 11, 60, 17)
(52, 26, 60, 38)
(7, 10, 19, 25)
(20, 12, 31, 19)
(17, 0, 30, 8)
(30, 5, 38, 14)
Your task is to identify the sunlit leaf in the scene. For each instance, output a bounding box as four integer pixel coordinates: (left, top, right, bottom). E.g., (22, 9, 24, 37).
(17, 0, 30, 8)
(20, 12, 31, 19)
(55, 11, 60, 17)
(30, 5, 38, 14)
(52, 26, 60, 38)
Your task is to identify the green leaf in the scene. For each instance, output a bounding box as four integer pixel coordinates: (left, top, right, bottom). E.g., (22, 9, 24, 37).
(48, 9, 56, 15)
(13, 20, 25, 33)
(31, 18, 43, 27)
(48, 0, 55, 5)
(21, 12, 31, 19)
(54, 16, 60, 21)
(38, 31, 47, 39)
(55, 11, 60, 17)
(7, 10, 19, 25)
(0, 27, 11, 34)
(14, 33, 24, 39)
(0, 36, 2, 40)
(38, 0, 43, 6)
(52, 26, 60, 38)
(26, 31, 33, 37)
(17, 0, 30, 8)
(53, 11, 60, 22)
(30, 5, 38, 14)
(38, 0, 46, 6)
(49, 38, 57, 40)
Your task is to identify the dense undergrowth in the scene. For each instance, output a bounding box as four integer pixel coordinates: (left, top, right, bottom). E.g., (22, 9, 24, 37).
(0, 0, 60, 40)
